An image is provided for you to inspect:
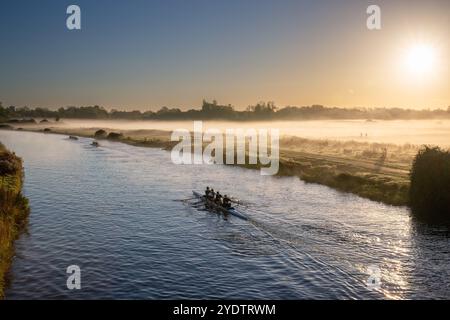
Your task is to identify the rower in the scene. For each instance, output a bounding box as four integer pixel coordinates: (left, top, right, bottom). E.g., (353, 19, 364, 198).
(205, 186, 211, 197)
(223, 195, 231, 209)
(210, 188, 216, 200)
(215, 192, 222, 205)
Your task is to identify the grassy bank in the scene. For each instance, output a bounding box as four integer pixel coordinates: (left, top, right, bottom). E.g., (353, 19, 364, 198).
(246, 137, 411, 206)
(3, 124, 415, 206)
(0, 143, 29, 299)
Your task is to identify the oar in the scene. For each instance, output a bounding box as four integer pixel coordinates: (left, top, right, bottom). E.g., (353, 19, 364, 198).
(230, 198, 241, 205)
(173, 197, 196, 202)
(230, 197, 249, 206)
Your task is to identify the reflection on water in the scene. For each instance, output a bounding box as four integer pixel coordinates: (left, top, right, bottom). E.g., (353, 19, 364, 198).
(1, 130, 449, 299)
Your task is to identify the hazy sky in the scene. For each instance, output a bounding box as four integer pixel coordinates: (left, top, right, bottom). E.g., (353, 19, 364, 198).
(0, 0, 448, 110)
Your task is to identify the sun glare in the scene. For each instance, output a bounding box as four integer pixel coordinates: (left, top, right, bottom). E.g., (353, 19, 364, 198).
(405, 44, 436, 74)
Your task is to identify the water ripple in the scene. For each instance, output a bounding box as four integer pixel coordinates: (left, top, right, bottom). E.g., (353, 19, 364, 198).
(1, 131, 449, 299)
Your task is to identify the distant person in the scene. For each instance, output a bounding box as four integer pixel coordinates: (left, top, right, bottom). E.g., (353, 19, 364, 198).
(205, 186, 210, 197)
(210, 189, 216, 200)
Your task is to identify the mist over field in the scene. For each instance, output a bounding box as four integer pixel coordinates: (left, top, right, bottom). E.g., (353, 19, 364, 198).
(36, 119, 450, 147)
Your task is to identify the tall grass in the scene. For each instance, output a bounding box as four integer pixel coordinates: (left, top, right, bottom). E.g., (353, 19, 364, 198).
(410, 146, 450, 223)
(0, 143, 29, 299)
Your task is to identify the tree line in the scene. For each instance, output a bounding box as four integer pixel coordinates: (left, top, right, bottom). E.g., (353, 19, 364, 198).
(1, 100, 450, 122)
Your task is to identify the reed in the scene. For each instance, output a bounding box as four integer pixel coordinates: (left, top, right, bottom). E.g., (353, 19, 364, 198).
(0, 142, 29, 299)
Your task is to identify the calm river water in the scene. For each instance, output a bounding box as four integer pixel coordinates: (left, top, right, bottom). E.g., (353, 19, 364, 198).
(1, 130, 449, 299)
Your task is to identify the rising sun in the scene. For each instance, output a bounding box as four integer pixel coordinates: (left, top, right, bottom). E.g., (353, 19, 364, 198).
(404, 43, 436, 74)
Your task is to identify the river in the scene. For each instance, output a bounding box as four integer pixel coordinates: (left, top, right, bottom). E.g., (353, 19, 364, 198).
(1, 130, 449, 299)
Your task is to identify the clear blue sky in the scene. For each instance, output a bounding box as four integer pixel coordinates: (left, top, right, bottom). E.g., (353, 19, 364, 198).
(0, 0, 448, 110)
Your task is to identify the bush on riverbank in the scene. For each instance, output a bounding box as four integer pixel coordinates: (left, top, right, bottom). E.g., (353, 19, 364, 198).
(0, 143, 29, 299)
(410, 146, 450, 223)
(107, 132, 123, 140)
(0, 124, 13, 130)
(94, 129, 107, 138)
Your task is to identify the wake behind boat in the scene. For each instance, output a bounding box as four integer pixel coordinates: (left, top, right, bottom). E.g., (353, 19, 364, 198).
(192, 191, 248, 220)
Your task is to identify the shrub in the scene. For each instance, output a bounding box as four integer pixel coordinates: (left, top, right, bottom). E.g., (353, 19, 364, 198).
(410, 146, 450, 222)
(94, 129, 107, 138)
(0, 150, 21, 175)
(0, 144, 29, 299)
(107, 132, 123, 140)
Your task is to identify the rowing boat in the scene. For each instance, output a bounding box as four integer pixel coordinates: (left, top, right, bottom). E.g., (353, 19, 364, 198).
(192, 191, 248, 220)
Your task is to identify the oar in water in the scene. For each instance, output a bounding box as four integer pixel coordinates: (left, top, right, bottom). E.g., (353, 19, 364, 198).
(178, 194, 249, 208)
(173, 197, 197, 202)
(229, 197, 249, 207)
(174, 198, 207, 207)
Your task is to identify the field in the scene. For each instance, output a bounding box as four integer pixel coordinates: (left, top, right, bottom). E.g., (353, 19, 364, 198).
(19, 118, 450, 146)
(277, 137, 414, 205)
